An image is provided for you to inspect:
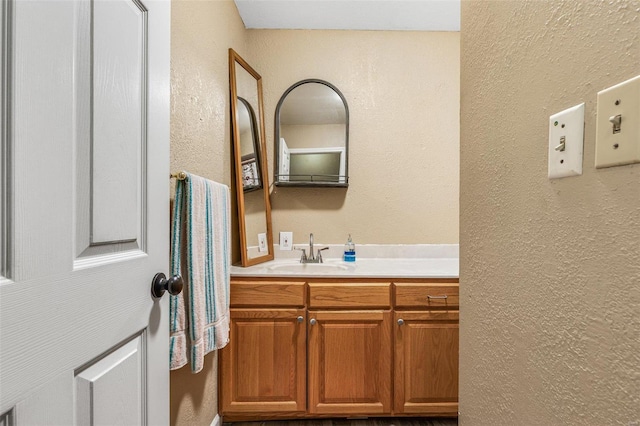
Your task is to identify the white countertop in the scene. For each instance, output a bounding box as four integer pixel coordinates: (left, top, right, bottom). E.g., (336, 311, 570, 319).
(231, 244, 459, 279)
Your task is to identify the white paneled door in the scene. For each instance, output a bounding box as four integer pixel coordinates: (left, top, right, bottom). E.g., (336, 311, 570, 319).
(0, 0, 171, 424)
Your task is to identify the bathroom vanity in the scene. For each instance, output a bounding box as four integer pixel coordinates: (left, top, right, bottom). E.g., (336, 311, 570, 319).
(220, 248, 459, 422)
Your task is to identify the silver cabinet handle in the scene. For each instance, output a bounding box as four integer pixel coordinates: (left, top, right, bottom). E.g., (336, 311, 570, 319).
(297, 316, 304, 323)
(397, 319, 404, 326)
(427, 295, 448, 300)
(310, 318, 317, 325)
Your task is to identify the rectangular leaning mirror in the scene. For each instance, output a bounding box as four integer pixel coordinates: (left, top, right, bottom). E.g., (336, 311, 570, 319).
(229, 49, 274, 266)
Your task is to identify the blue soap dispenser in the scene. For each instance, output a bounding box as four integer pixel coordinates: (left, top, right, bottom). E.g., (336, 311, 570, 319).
(344, 234, 356, 262)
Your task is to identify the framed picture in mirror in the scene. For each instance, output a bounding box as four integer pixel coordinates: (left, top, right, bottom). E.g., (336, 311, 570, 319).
(241, 154, 260, 191)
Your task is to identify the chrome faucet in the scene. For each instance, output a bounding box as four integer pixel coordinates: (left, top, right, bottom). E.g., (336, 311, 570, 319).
(295, 233, 329, 263)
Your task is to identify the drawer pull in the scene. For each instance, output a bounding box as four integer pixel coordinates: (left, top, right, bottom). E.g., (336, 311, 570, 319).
(297, 316, 304, 323)
(397, 319, 404, 326)
(310, 318, 317, 325)
(427, 295, 448, 300)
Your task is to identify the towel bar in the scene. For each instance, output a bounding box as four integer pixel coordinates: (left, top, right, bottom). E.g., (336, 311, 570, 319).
(170, 171, 187, 180)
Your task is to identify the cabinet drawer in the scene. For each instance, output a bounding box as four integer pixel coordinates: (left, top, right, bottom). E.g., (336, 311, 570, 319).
(230, 281, 305, 307)
(394, 283, 459, 309)
(308, 283, 391, 308)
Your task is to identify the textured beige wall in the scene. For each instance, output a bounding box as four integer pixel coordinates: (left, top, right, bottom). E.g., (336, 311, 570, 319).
(169, 1, 246, 425)
(281, 124, 346, 149)
(460, 1, 640, 425)
(248, 30, 460, 245)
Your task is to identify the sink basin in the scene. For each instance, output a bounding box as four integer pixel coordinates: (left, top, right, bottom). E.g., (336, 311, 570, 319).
(267, 262, 354, 273)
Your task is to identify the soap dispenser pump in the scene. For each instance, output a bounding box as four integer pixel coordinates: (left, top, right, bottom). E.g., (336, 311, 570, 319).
(344, 234, 356, 262)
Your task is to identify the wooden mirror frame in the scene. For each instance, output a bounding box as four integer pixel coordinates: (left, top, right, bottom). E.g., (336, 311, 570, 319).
(229, 49, 274, 266)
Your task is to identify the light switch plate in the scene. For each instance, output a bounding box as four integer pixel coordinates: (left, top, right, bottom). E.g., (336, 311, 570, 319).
(279, 231, 293, 251)
(595, 75, 640, 168)
(548, 103, 585, 179)
(258, 233, 267, 252)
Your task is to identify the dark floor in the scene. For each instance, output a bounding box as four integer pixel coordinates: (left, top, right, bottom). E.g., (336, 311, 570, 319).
(226, 418, 458, 426)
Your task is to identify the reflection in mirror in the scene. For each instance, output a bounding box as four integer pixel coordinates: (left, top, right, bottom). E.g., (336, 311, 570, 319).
(229, 49, 273, 266)
(237, 97, 262, 192)
(275, 79, 349, 187)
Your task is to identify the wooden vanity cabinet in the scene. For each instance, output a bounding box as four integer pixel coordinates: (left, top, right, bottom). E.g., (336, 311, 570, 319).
(220, 281, 307, 416)
(221, 278, 459, 421)
(393, 282, 459, 416)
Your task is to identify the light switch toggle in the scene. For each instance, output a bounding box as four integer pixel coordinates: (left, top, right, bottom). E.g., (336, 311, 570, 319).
(548, 103, 584, 179)
(595, 74, 640, 168)
(609, 114, 622, 133)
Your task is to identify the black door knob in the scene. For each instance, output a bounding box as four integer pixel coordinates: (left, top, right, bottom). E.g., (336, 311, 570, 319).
(151, 273, 183, 298)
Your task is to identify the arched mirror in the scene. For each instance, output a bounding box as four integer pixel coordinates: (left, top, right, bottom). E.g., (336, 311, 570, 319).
(229, 49, 273, 266)
(274, 79, 349, 187)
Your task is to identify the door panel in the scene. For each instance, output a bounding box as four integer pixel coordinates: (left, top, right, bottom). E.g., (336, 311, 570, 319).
(14, 372, 73, 425)
(394, 311, 459, 415)
(76, 335, 145, 425)
(0, 0, 170, 424)
(308, 310, 392, 415)
(0, 0, 8, 282)
(11, 0, 75, 280)
(221, 309, 307, 414)
(91, 0, 145, 245)
(75, 0, 147, 261)
(0, 411, 12, 426)
(234, 322, 295, 400)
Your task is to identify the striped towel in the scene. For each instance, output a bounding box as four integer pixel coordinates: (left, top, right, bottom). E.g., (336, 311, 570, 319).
(169, 173, 231, 373)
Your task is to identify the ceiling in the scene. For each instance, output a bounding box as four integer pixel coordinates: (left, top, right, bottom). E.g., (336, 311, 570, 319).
(233, 0, 460, 32)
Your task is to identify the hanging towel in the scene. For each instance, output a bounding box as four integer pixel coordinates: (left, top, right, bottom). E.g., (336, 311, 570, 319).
(169, 173, 231, 373)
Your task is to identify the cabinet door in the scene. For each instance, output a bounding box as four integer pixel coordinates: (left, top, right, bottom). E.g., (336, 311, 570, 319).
(394, 311, 459, 415)
(220, 309, 306, 415)
(308, 310, 392, 415)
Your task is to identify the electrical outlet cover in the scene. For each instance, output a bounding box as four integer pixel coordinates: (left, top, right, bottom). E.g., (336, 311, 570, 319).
(548, 103, 585, 179)
(258, 233, 267, 252)
(595, 75, 640, 168)
(279, 232, 293, 251)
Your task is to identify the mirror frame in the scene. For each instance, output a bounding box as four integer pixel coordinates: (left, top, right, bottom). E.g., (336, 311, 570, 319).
(274, 79, 349, 188)
(229, 48, 274, 266)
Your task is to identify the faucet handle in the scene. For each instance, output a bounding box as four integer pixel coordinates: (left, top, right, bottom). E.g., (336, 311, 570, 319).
(317, 247, 329, 263)
(294, 247, 307, 262)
